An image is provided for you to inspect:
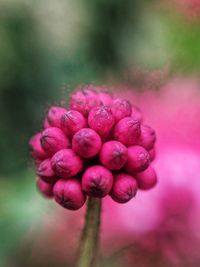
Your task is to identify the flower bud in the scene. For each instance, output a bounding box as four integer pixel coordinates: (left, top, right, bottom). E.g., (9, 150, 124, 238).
(137, 125, 156, 150)
(29, 133, 48, 159)
(47, 106, 67, 128)
(37, 159, 58, 183)
(100, 141, 127, 170)
(98, 92, 113, 106)
(82, 165, 113, 198)
(125, 145, 150, 173)
(53, 178, 86, 210)
(70, 88, 100, 116)
(37, 178, 54, 198)
(114, 117, 141, 146)
(88, 106, 115, 138)
(131, 105, 143, 122)
(110, 173, 138, 203)
(72, 128, 102, 158)
(40, 127, 70, 156)
(135, 166, 157, 190)
(111, 98, 132, 122)
(51, 149, 83, 178)
(61, 110, 87, 137)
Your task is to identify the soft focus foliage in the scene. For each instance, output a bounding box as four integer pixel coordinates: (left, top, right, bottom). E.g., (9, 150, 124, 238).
(1, 0, 200, 266)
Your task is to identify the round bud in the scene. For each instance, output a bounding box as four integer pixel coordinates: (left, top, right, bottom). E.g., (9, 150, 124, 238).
(82, 165, 113, 198)
(37, 159, 58, 184)
(131, 105, 143, 122)
(70, 88, 100, 117)
(47, 106, 67, 128)
(72, 128, 102, 158)
(100, 141, 127, 170)
(125, 145, 150, 173)
(110, 173, 138, 203)
(114, 117, 141, 146)
(61, 110, 87, 137)
(37, 178, 54, 198)
(98, 92, 113, 106)
(137, 125, 156, 150)
(40, 127, 70, 156)
(51, 149, 83, 178)
(135, 166, 157, 190)
(53, 178, 86, 210)
(29, 133, 48, 159)
(88, 106, 115, 138)
(111, 98, 132, 122)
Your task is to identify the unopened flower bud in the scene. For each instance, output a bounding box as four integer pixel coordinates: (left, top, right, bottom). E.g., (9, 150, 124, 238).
(37, 178, 54, 198)
(37, 159, 58, 183)
(137, 125, 156, 150)
(88, 106, 115, 138)
(61, 110, 87, 137)
(70, 88, 100, 116)
(41, 127, 70, 156)
(125, 145, 150, 173)
(43, 118, 51, 128)
(110, 173, 138, 203)
(135, 166, 157, 190)
(111, 98, 132, 122)
(47, 106, 67, 128)
(51, 149, 83, 178)
(100, 141, 127, 170)
(149, 147, 156, 161)
(114, 117, 141, 146)
(29, 133, 48, 159)
(98, 92, 113, 106)
(72, 128, 102, 158)
(82, 165, 113, 198)
(53, 178, 86, 210)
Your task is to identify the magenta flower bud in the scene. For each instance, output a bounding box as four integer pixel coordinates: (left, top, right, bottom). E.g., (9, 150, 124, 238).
(111, 98, 132, 122)
(114, 117, 141, 146)
(72, 128, 102, 158)
(29, 133, 48, 159)
(40, 127, 70, 156)
(100, 141, 127, 170)
(51, 149, 83, 178)
(37, 159, 58, 183)
(137, 125, 156, 150)
(110, 173, 138, 203)
(135, 166, 157, 190)
(70, 88, 100, 117)
(82, 165, 113, 198)
(125, 145, 150, 173)
(131, 105, 143, 122)
(61, 110, 87, 137)
(43, 117, 51, 128)
(47, 106, 67, 128)
(98, 92, 113, 106)
(88, 106, 115, 138)
(53, 178, 86, 210)
(37, 178, 54, 198)
(149, 147, 156, 161)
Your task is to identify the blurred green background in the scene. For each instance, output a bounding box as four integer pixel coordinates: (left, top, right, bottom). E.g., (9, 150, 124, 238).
(1, 0, 200, 266)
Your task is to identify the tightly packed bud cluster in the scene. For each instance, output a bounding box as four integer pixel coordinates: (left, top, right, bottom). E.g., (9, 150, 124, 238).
(29, 87, 157, 210)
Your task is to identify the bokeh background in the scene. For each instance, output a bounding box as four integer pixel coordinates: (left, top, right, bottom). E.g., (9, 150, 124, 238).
(1, 1, 200, 267)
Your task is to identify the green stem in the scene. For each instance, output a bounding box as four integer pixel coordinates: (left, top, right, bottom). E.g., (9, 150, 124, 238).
(77, 197, 102, 267)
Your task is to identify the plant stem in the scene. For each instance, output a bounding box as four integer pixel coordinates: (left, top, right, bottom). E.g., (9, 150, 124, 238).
(77, 197, 102, 267)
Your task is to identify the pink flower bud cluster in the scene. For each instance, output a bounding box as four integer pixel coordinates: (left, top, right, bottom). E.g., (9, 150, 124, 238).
(29, 87, 157, 210)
